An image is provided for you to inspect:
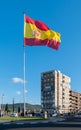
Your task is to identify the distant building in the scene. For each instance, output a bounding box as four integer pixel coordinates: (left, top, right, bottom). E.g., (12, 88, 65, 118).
(69, 90, 81, 113)
(41, 70, 71, 114)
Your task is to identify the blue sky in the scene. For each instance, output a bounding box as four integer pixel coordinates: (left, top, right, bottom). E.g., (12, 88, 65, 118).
(0, 0, 81, 105)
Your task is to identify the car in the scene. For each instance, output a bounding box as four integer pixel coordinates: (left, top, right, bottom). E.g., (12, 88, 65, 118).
(74, 113, 81, 118)
(10, 113, 18, 117)
(34, 113, 44, 117)
(52, 113, 58, 117)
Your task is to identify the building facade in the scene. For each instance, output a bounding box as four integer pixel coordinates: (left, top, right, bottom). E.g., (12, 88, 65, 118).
(41, 70, 71, 114)
(69, 90, 81, 113)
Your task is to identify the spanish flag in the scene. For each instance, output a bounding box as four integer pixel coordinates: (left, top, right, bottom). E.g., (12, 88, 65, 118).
(24, 14, 61, 50)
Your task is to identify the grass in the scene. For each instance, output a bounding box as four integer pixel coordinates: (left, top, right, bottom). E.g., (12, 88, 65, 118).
(0, 116, 44, 121)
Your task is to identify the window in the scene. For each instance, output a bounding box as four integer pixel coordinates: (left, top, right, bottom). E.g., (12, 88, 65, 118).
(44, 86, 51, 91)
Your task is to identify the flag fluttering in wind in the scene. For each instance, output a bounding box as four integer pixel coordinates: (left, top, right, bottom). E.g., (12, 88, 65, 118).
(24, 14, 61, 50)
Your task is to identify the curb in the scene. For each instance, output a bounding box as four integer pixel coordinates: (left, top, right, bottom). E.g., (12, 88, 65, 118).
(0, 118, 65, 125)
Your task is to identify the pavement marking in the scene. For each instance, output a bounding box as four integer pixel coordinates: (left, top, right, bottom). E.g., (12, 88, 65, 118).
(50, 120, 57, 123)
(16, 122, 24, 125)
(3, 122, 11, 125)
(30, 121, 38, 124)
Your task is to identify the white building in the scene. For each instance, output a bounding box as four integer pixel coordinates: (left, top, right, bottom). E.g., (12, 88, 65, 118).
(41, 70, 71, 114)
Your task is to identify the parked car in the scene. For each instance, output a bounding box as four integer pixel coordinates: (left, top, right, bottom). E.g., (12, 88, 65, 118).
(74, 113, 81, 118)
(52, 113, 58, 117)
(34, 113, 44, 117)
(10, 113, 18, 117)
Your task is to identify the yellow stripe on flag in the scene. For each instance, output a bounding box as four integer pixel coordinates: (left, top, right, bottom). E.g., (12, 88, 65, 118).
(24, 22, 61, 43)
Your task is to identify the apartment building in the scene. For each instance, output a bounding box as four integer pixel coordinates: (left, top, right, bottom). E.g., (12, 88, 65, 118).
(41, 70, 71, 114)
(69, 90, 81, 113)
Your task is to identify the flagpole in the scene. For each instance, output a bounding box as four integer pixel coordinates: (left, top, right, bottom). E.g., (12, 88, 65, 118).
(23, 46, 26, 116)
(23, 13, 26, 117)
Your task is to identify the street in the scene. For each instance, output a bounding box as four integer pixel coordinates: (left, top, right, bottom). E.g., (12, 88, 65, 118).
(0, 117, 81, 130)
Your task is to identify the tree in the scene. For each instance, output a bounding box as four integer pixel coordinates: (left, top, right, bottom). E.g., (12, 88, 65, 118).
(5, 104, 9, 113)
(18, 106, 20, 113)
(13, 98, 14, 112)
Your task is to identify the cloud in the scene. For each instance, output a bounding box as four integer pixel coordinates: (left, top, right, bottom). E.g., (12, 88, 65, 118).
(25, 90, 28, 93)
(16, 91, 21, 95)
(12, 77, 25, 84)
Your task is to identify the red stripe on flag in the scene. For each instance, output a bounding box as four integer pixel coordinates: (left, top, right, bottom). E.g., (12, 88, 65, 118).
(24, 15, 50, 31)
(24, 38, 60, 50)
